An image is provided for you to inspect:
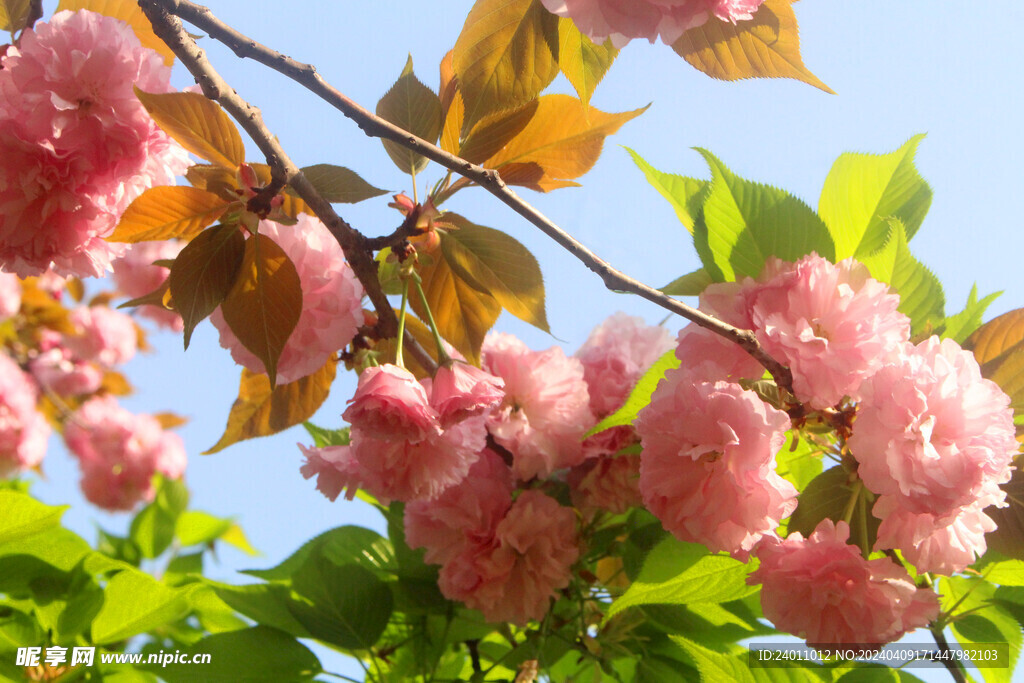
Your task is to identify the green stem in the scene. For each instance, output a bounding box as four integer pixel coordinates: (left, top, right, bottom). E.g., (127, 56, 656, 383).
(841, 479, 863, 527)
(930, 625, 968, 683)
(414, 279, 451, 364)
(395, 279, 409, 370)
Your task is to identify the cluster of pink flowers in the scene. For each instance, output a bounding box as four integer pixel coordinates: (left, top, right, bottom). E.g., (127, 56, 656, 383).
(212, 215, 365, 384)
(0, 10, 189, 278)
(541, 0, 766, 48)
(112, 241, 185, 330)
(0, 352, 50, 475)
(64, 395, 186, 510)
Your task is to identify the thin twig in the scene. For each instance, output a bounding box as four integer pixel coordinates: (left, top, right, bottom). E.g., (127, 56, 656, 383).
(929, 626, 968, 683)
(143, 0, 792, 390)
(137, 0, 437, 374)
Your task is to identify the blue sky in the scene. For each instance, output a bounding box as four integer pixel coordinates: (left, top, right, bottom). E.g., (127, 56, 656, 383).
(27, 0, 1024, 678)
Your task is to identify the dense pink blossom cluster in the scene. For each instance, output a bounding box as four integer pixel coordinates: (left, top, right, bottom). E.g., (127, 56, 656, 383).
(65, 306, 138, 367)
(29, 329, 104, 397)
(0, 273, 21, 319)
(0, 10, 189, 278)
(540, 0, 765, 47)
(0, 352, 50, 475)
(112, 241, 184, 330)
(64, 395, 186, 510)
(212, 216, 364, 383)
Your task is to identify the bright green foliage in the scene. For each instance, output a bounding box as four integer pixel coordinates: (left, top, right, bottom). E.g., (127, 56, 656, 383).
(942, 284, 1002, 343)
(672, 635, 757, 683)
(626, 147, 708, 233)
(0, 491, 66, 544)
(661, 267, 713, 297)
(941, 576, 1022, 683)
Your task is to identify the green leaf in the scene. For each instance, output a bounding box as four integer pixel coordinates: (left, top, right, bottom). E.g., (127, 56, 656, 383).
(859, 218, 945, 335)
(211, 582, 311, 638)
(588, 350, 679, 436)
(91, 570, 194, 644)
(301, 422, 350, 448)
(672, 635, 757, 683)
(775, 432, 825, 491)
(627, 147, 708, 233)
(376, 56, 444, 175)
(819, 134, 933, 259)
(986, 468, 1024, 561)
(140, 626, 321, 682)
(243, 526, 394, 582)
(439, 214, 548, 332)
(942, 285, 1002, 344)
(0, 0, 32, 32)
(943, 576, 1021, 683)
(693, 149, 834, 281)
(298, 164, 387, 203)
(288, 559, 393, 650)
(557, 18, 617, 109)
(984, 559, 1024, 586)
(661, 268, 713, 297)
(176, 510, 234, 547)
(788, 466, 879, 556)
(453, 0, 560, 133)
(169, 222, 247, 350)
(0, 491, 67, 545)
(129, 502, 176, 560)
(606, 537, 758, 622)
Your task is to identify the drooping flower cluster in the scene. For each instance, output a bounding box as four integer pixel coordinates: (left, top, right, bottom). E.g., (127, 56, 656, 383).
(540, 0, 766, 48)
(0, 352, 50, 475)
(211, 215, 365, 384)
(0, 10, 189, 278)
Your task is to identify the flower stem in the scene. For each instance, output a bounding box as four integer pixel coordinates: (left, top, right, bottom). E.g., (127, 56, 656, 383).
(414, 279, 451, 364)
(930, 625, 968, 683)
(395, 279, 409, 370)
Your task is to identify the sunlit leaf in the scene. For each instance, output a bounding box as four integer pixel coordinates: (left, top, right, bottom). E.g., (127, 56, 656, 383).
(220, 524, 259, 557)
(627, 147, 707, 233)
(986, 468, 1024, 561)
(109, 186, 230, 243)
(693, 149, 834, 281)
(672, 0, 833, 93)
(176, 510, 234, 548)
(965, 308, 1024, 367)
(287, 559, 393, 650)
(243, 526, 394, 582)
(219, 233, 303, 387)
(57, 0, 175, 65)
(942, 285, 1002, 344)
(671, 635, 757, 683)
(186, 164, 239, 198)
(486, 94, 646, 191)
(453, 0, 559, 133)
(788, 466, 879, 554)
(375, 55, 443, 175)
(440, 89, 465, 156)
(0, 0, 31, 33)
(588, 350, 680, 436)
(169, 223, 246, 349)
(458, 100, 538, 165)
(819, 134, 933, 259)
(299, 164, 388, 204)
(0, 491, 66, 545)
(205, 359, 336, 454)
(411, 246, 502, 365)
(134, 88, 245, 169)
(557, 18, 617, 109)
(91, 571, 193, 643)
(661, 268, 713, 297)
(439, 214, 548, 331)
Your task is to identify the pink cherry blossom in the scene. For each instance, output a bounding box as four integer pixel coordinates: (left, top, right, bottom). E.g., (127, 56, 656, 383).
(112, 240, 184, 330)
(439, 490, 579, 625)
(751, 520, 939, 648)
(635, 368, 796, 558)
(849, 337, 1017, 518)
(568, 454, 642, 515)
(298, 443, 362, 502)
(405, 450, 514, 565)
(28, 329, 103, 397)
(342, 364, 441, 443)
(65, 306, 138, 367)
(430, 361, 505, 428)
(483, 333, 593, 480)
(0, 352, 50, 475)
(873, 499, 996, 575)
(540, 0, 764, 48)
(674, 323, 764, 383)
(0, 10, 189, 277)
(210, 216, 364, 383)
(64, 395, 187, 511)
(0, 272, 21, 319)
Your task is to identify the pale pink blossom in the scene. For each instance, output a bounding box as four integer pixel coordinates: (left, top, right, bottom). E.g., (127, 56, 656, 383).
(873, 499, 996, 575)
(342, 364, 441, 443)
(405, 450, 514, 565)
(0, 272, 21, 319)
(540, 0, 764, 48)
(850, 337, 1017, 518)
(65, 306, 138, 367)
(298, 443, 362, 502)
(439, 490, 579, 625)
(0, 352, 50, 475)
(751, 520, 939, 648)
(674, 324, 764, 383)
(64, 395, 186, 511)
(635, 369, 795, 558)
(112, 240, 183, 330)
(483, 333, 593, 480)
(0, 10, 189, 277)
(430, 362, 505, 428)
(28, 329, 103, 396)
(568, 454, 642, 515)
(211, 216, 364, 383)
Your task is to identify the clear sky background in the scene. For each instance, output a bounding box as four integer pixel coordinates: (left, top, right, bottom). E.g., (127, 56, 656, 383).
(26, 0, 1024, 678)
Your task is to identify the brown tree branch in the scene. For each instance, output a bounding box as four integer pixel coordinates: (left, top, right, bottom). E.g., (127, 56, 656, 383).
(147, 0, 791, 391)
(137, 0, 437, 374)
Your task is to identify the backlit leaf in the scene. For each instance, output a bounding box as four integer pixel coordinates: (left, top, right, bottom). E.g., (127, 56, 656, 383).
(376, 55, 443, 175)
(458, 100, 538, 165)
(176, 510, 234, 548)
(439, 214, 548, 331)
(287, 560, 393, 649)
(205, 359, 336, 454)
(965, 308, 1024, 367)
(169, 223, 246, 350)
(627, 147, 707, 233)
(693, 149, 835, 281)
(588, 350, 680, 436)
(671, 636, 757, 683)
(412, 247, 502, 365)
(788, 466, 879, 554)
(299, 164, 388, 204)
(0, 491, 66, 545)
(91, 570, 193, 644)
(219, 234, 303, 387)
(661, 268, 713, 297)
(250, 163, 308, 218)
(0, 0, 30, 32)
(819, 135, 933, 259)
(220, 523, 259, 556)
(986, 468, 1024, 561)
(486, 94, 646, 191)
(942, 285, 1002, 344)
(672, 0, 833, 93)
(109, 186, 230, 243)
(557, 18, 617, 109)
(57, 0, 175, 65)
(134, 88, 245, 169)
(453, 0, 560, 133)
